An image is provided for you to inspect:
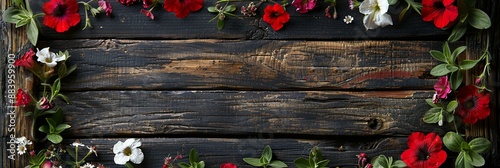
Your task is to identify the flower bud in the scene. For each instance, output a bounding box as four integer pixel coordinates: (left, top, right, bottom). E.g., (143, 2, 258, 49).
(41, 161, 52, 168)
(39, 97, 53, 110)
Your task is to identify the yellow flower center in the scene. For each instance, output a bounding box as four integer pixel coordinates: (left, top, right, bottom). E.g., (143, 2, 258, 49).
(123, 147, 132, 156)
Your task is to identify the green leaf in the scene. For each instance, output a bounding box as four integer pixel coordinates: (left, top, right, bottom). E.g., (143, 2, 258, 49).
(425, 99, 439, 107)
(392, 160, 407, 168)
(388, 0, 398, 5)
(398, 3, 411, 22)
(38, 125, 50, 134)
(468, 151, 485, 167)
(443, 42, 451, 59)
(125, 162, 135, 168)
(58, 94, 71, 104)
(207, 6, 217, 13)
(448, 19, 467, 43)
(46, 118, 57, 133)
(446, 100, 458, 112)
(316, 160, 329, 168)
(39, 109, 57, 116)
(178, 162, 191, 168)
(262, 145, 273, 164)
(65, 64, 78, 77)
(372, 155, 389, 168)
(189, 148, 199, 164)
(27, 19, 38, 46)
(450, 71, 463, 91)
(430, 64, 451, 76)
(451, 46, 467, 63)
(198, 161, 205, 168)
(455, 151, 467, 168)
(52, 108, 64, 124)
(294, 158, 309, 168)
(269, 160, 288, 168)
(443, 132, 465, 152)
(224, 5, 236, 12)
(468, 8, 491, 29)
(217, 19, 224, 30)
(58, 62, 68, 78)
(446, 64, 459, 72)
(55, 124, 71, 133)
(423, 107, 442, 124)
(47, 134, 63, 144)
(469, 138, 491, 154)
(459, 59, 479, 70)
(429, 50, 446, 63)
(2, 7, 23, 24)
(243, 158, 265, 167)
(52, 78, 61, 96)
(461, 141, 471, 151)
(25, 112, 33, 117)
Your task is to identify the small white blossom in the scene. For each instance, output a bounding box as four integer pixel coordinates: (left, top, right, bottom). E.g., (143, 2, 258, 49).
(15, 137, 32, 146)
(359, 0, 393, 30)
(17, 144, 28, 155)
(87, 145, 98, 156)
(113, 138, 144, 165)
(36, 47, 66, 67)
(344, 15, 354, 24)
(71, 140, 85, 147)
(80, 163, 95, 168)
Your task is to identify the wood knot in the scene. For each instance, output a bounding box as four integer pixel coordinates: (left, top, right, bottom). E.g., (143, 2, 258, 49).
(367, 118, 382, 130)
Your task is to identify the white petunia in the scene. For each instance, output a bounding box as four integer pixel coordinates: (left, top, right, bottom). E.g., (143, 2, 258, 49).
(36, 47, 66, 67)
(80, 163, 95, 168)
(359, 0, 393, 30)
(113, 138, 144, 165)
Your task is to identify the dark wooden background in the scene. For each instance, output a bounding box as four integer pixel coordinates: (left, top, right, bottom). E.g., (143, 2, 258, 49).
(2, 0, 499, 167)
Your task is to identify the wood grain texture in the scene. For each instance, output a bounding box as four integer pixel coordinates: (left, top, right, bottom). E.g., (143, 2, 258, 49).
(29, 0, 450, 40)
(64, 137, 408, 168)
(40, 39, 444, 90)
(58, 90, 450, 137)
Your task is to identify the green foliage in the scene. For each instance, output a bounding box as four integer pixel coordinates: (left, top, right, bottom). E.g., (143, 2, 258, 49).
(244, 145, 288, 168)
(371, 155, 406, 168)
(208, 3, 237, 30)
(38, 108, 71, 144)
(2, 0, 43, 45)
(27, 149, 47, 168)
(294, 147, 329, 168)
(448, 0, 491, 43)
(443, 132, 492, 168)
(429, 42, 474, 90)
(178, 149, 205, 168)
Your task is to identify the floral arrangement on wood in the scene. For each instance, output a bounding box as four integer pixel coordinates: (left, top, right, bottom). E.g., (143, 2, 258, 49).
(2, 0, 495, 167)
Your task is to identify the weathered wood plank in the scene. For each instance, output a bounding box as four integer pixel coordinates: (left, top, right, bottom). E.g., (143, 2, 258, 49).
(30, 0, 450, 40)
(59, 90, 450, 137)
(40, 39, 446, 90)
(65, 137, 408, 168)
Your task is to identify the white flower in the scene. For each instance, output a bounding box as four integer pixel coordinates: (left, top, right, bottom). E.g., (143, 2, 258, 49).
(87, 145, 98, 156)
(15, 136, 32, 146)
(71, 140, 85, 147)
(80, 163, 95, 168)
(359, 0, 393, 30)
(344, 15, 354, 24)
(113, 138, 144, 165)
(36, 47, 66, 67)
(17, 144, 27, 155)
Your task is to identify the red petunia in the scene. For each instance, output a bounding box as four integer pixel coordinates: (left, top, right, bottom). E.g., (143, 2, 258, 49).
(220, 163, 237, 168)
(15, 89, 32, 107)
(401, 132, 447, 168)
(163, 0, 203, 18)
(263, 4, 290, 31)
(421, 0, 458, 29)
(42, 0, 81, 33)
(14, 49, 36, 69)
(456, 85, 490, 124)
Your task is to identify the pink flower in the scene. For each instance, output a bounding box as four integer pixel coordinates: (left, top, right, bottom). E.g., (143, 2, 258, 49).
(39, 97, 53, 110)
(41, 161, 52, 168)
(432, 76, 451, 103)
(292, 0, 316, 13)
(98, 0, 113, 16)
(220, 163, 237, 168)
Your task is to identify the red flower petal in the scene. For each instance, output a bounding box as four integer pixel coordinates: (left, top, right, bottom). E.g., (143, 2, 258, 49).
(263, 4, 290, 31)
(42, 0, 81, 33)
(401, 132, 447, 168)
(163, 0, 203, 18)
(421, 0, 458, 29)
(456, 85, 490, 124)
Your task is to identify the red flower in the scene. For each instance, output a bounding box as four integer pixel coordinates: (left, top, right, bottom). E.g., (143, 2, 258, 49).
(263, 4, 290, 31)
(401, 132, 447, 168)
(15, 89, 32, 107)
(421, 0, 458, 29)
(98, 0, 113, 16)
(163, 0, 203, 18)
(117, 0, 137, 6)
(14, 49, 36, 69)
(456, 85, 490, 124)
(42, 0, 81, 33)
(220, 163, 237, 168)
(141, 9, 155, 20)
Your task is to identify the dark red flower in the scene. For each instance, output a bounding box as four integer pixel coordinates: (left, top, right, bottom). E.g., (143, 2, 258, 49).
(220, 163, 237, 168)
(117, 0, 137, 6)
(39, 97, 53, 110)
(99, 0, 113, 16)
(456, 85, 490, 124)
(42, 0, 81, 33)
(401, 132, 447, 168)
(141, 9, 155, 20)
(14, 49, 36, 69)
(263, 4, 290, 31)
(421, 0, 458, 29)
(163, 0, 203, 18)
(15, 89, 32, 107)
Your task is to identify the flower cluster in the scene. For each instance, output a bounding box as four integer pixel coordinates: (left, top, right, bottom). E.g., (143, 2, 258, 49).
(14, 136, 33, 155)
